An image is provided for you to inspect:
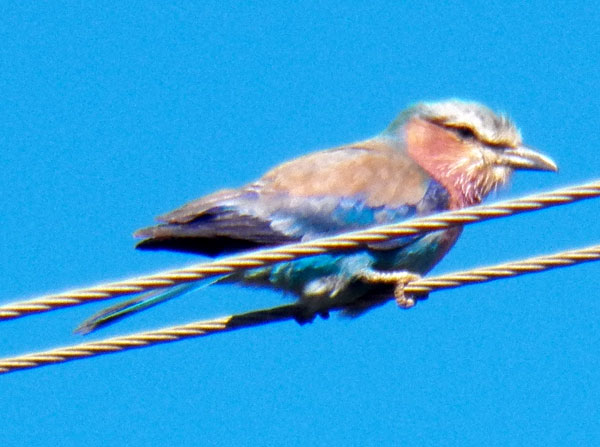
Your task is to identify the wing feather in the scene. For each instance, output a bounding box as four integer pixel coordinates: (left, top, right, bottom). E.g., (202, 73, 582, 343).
(135, 140, 438, 256)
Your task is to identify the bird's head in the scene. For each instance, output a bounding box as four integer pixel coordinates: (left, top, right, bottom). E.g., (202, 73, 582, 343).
(387, 100, 558, 207)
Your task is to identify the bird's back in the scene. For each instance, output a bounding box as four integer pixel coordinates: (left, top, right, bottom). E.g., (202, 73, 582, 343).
(134, 139, 447, 257)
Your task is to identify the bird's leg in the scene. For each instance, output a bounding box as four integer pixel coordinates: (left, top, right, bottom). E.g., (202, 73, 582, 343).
(357, 269, 422, 308)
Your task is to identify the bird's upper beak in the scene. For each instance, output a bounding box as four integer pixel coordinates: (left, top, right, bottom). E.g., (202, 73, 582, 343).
(498, 145, 558, 172)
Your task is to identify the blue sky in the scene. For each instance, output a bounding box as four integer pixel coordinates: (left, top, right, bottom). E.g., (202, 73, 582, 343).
(1, 2, 599, 446)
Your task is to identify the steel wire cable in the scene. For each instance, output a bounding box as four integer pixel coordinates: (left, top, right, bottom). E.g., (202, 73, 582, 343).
(1, 242, 599, 375)
(1, 180, 600, 322)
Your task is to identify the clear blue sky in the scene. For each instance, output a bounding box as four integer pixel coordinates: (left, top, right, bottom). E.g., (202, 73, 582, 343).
(1, 2, 599, 446)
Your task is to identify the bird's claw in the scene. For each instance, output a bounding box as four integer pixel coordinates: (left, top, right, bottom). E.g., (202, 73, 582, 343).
(394, 281, 417, 309)
(358, 269, 422, 309)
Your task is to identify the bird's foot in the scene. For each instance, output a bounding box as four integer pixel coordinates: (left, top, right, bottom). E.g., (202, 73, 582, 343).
(357, 269, 422, 309)
(393, 281, 418, 309)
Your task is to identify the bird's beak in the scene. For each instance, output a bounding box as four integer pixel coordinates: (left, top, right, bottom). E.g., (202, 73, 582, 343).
(499, 145, 558, 172)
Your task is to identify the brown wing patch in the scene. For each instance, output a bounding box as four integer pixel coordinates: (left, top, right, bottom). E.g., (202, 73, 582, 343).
(261, 139, 429, 208)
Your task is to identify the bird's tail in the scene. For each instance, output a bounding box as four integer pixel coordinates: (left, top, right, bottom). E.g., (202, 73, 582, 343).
(74, 277, 223, 335)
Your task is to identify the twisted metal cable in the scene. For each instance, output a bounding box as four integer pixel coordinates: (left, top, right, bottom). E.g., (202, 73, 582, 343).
(1, 242, 599, 375)
(404, 244, 600, 295)
(0, 304, 304, 375)
(1, 180, 600, 322)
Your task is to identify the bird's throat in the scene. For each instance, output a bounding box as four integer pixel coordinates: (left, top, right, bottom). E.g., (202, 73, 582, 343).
(404, 118, 503, 208)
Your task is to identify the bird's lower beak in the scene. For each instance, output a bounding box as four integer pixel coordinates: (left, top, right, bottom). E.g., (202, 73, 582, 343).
(499, 146, 558, 172)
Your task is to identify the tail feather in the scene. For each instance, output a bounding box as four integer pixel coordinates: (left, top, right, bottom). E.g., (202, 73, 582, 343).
(75, 279, 219, 334)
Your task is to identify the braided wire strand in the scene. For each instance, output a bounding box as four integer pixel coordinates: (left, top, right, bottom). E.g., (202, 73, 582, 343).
(1, 180, 599, 322)
(1, 243, 599, 375)
(0, 305, 302, 374)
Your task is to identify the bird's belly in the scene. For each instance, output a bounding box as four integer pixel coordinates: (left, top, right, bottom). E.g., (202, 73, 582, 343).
(371, 229, 461, 274)
(229, 228, 460, 305)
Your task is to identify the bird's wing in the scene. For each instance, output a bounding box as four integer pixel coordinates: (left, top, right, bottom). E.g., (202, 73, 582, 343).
(135, 140, 440, 256)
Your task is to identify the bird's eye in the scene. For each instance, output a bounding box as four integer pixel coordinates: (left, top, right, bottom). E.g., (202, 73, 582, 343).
(453, 126, 476, 140)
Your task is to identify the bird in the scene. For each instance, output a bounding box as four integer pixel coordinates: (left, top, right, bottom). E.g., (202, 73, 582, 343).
(76, 99, 558, 334)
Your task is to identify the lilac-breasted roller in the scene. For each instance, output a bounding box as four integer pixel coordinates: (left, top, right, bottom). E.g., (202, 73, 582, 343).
(77, 100, 557, 333)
